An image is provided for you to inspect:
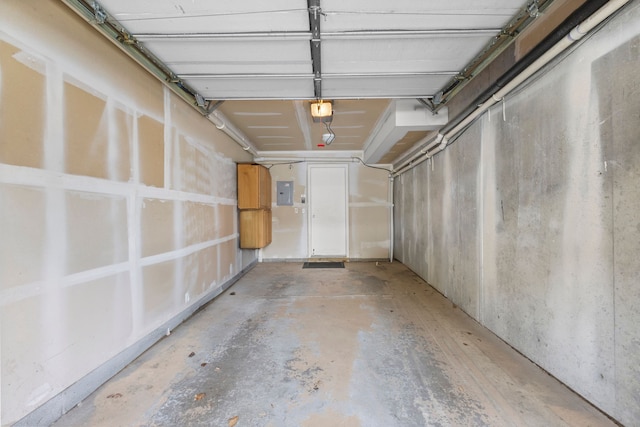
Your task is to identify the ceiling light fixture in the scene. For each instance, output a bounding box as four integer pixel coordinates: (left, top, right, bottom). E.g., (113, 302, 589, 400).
(310, 100, 333, 123)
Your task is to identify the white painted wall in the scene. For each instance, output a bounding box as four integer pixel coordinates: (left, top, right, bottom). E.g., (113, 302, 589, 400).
(394, 3, 640, 425)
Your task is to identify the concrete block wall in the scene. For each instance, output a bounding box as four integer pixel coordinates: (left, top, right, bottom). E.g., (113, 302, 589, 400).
(394, 3, 640, 425)
(0, 2, 254, 425)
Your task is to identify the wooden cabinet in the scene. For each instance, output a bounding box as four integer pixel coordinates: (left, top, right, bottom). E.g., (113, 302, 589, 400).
(238, 163, 271, 209)
(237, 164, 272, 249)
(239, 209, 272, 249)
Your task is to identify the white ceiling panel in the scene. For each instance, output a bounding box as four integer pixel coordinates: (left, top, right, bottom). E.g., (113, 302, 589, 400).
(322, 35, 493, 74)
(100, 0, 310, 34)
(140, 39, 311, 75)
(71, 0, 541, 160)
(320, 0, 528, 31)
(165, 62, 311, 76)
(191, 77, 314, 100)
(322, 75, 453, 98)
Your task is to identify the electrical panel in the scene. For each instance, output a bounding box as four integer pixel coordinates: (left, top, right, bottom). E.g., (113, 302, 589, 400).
(276, 181, 294, 206)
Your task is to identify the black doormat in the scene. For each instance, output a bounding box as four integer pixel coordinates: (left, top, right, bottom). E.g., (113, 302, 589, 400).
(302, 262, 345, 269)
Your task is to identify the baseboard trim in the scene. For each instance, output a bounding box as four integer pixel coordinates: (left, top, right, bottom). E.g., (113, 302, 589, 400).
(13, 260, 257, 427)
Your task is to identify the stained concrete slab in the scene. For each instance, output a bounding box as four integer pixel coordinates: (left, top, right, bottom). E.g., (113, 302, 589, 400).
(53, 262, 613, 427)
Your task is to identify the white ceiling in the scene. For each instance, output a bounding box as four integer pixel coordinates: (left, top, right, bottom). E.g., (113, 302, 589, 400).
(90, 0, 532, 161)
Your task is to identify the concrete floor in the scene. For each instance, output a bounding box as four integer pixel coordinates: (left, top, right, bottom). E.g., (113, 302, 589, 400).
(53, 262, 614, 426)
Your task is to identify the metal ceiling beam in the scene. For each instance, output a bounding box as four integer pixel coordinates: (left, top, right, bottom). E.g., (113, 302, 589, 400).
(181, 71, 458, 79)
(133, 28, 500, 41)
(308, 0, 322, 99)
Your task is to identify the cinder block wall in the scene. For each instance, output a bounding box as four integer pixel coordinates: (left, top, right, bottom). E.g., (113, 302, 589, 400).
(0, 2, 254, 425)
(394, 3, 640, 425)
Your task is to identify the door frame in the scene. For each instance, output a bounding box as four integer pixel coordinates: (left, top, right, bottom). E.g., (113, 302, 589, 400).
(307, 163, 349, 258)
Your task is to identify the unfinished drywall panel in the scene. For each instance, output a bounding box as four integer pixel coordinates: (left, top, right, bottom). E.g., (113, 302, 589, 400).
(263, 162, 391, 260)
(140, 198, 175, 258)
(216, 204, 237, 240)
(349, 208, 389, 259)
(172, 134, 197, 193)
(1, 273, 131, 424)
(64, 78, 133, 181)
(170, 132, 239, 198)
(182, 201, 216, 247)
(594, 27, 640, 425)
(217, 239, 240, 284)
(64, 80, 105, 178)
(262, 163, 309, 259)
(348, 164, 390, 259)
(65, 191, 128, 275)
(138, 115, 165, 188)
(141, 260, 180, 329)
(194, 245, 219, 296)
(1, 1, 254, 424)
(0, 40, 45, 169)
(0, 184, 46, 290)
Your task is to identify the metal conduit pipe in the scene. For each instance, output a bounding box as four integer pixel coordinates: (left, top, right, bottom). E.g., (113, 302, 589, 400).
(207, 112, 257, 155)
(389, 175, 395, 263)
(392, 0, 630, 177)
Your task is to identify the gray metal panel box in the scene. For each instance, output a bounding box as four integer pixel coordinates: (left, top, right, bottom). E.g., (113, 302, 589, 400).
(276, 181, 294, 206)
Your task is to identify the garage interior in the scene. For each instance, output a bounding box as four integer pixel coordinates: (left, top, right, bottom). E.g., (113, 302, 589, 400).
(1, 0, 639, 426)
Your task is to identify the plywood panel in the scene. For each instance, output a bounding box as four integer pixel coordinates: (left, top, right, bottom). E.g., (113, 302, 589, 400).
(237, 164, 271, 209)
(65, 191, 128, 275)
(0, 40, 45, 168)
(138, 115, 165, 187)
(239, 209, 271, 249)
(0, 184, 46, 289)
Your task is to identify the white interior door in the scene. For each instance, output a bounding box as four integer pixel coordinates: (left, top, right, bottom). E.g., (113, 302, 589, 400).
(308, 164, 348, 257)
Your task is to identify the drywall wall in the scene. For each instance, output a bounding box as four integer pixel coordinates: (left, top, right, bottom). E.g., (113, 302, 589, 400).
(262, 162, 391, 260)
(394, 3, 640, 425)
(0, 1, 254, 425)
